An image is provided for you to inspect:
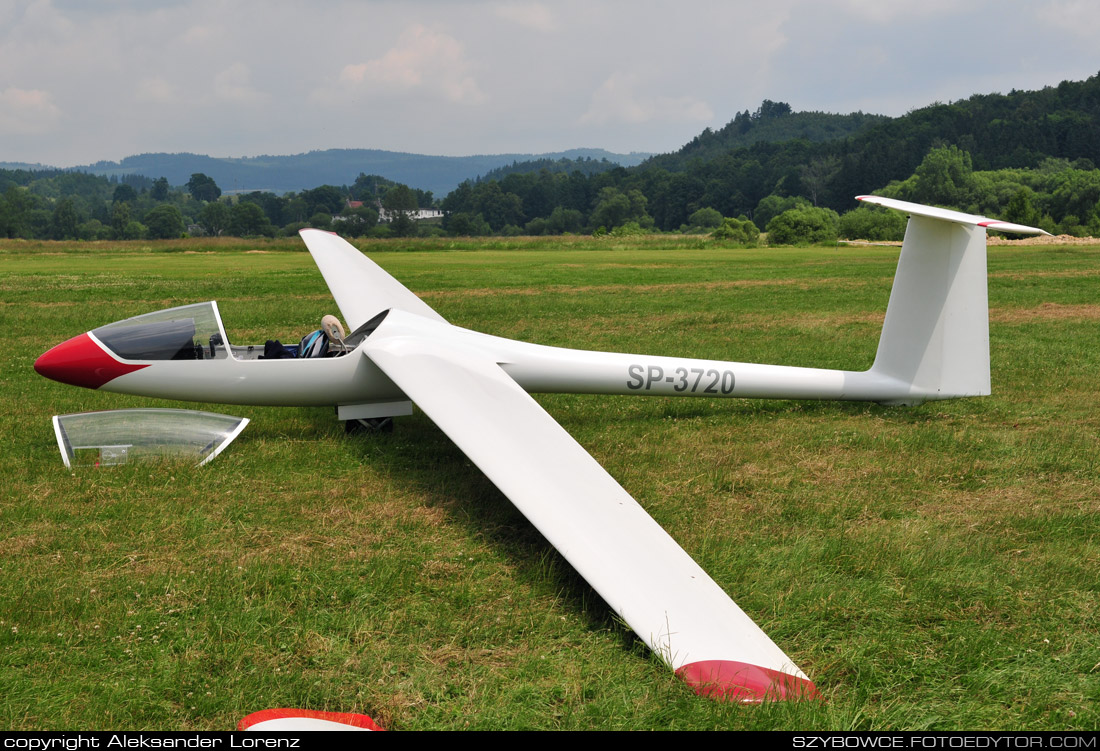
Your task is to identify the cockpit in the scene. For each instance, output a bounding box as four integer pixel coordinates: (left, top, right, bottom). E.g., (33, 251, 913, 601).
(89, 302, 360, 362)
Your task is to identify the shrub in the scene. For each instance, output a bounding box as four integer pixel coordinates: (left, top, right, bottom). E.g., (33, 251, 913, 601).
(838, 206, 907, 241)
(710, 217, 760, 245)
(766, 206, 840, 245)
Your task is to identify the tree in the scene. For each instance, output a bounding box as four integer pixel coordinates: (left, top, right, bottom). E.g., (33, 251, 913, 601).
(753, 194, 810, 231)
(229, 201, 271, 236)
(685, 207, 723, 231)
(112, 184, 138, 204)
(0, 186, 32, 238)
(589, 187, 651, 231)
(447, 212, 490, 236)
(800, 155, 840, 206)
(301, 185, 345, 215)
(546, 205, 584, 234)
(837, 206, 907, 241)
(110, 201, 131, 239)
(475, 184, 524, 231)
(120, 220, 147, 240)
(186, 173, 221, 202)
(150, 177, 169, 201)
(382, 184, 418, 212)
(144, 204, 184, 239)
(1002, 188, 1041, 228)
(887, 145, 977, 207)
(389, 211, 417, 237)
(711, 216, 760, 245)
(766, 206, 840, 245)
(336, 206, 379, 237)
(50, 198, 81, 239)
(198, 201, 230, 236)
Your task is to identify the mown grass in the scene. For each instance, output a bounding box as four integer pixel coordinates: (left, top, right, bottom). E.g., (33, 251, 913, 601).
(1, 237, 1097, 730)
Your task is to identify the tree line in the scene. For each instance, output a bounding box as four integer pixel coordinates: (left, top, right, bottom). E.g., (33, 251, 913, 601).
(2, 73, 1098, 245)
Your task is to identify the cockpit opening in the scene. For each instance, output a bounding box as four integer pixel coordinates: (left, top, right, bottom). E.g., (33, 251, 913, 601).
(89, 301, 359, 363)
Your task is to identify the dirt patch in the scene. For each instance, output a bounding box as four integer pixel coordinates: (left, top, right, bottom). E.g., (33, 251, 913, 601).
(846, 235, 1100, 247)
(988, 234, 1100, 246)
(991, 303, 1100, 323)
(422, 277, 853, 301)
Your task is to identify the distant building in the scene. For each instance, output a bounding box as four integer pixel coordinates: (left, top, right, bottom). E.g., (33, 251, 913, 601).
(343, 198, 442, 223)
(377, 206, 443, 223)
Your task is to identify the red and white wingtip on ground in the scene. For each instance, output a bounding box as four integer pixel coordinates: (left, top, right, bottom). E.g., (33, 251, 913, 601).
(238, 708, 384, 731)
(856, 195, 1052, 236)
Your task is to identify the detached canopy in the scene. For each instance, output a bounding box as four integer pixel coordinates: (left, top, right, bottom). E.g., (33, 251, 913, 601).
(52, 408, 249, 468)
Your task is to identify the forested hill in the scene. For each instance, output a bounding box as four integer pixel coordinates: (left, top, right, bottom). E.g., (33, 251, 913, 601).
(439, 73, 1100, 235)
(477, 156, 624, 183)
(46, 148, 650, 197)
(826, 75, 1100, 201)
(646, 100, 888, 170)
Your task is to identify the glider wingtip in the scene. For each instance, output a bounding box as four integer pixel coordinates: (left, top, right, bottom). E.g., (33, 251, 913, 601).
(238, 708, 384, 731)
(675, 660, 820, 703)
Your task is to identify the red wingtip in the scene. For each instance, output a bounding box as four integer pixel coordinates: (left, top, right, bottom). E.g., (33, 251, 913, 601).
(34, 333, 148, 389)
(676, 660, 820, 703)
(238, 708, 384, 731)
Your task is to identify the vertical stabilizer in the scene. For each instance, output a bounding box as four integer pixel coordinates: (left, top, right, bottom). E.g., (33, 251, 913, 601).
(857, 195, 1050, 403)
(871, 216, 990, 399)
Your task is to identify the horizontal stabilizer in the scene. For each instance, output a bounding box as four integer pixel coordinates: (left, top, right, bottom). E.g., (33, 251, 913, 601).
(857, 195, 1051, 236)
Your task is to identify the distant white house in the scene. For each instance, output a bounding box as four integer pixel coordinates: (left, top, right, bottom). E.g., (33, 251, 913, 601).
(337, 199, 443, 224)
(377, 206, 443, 223)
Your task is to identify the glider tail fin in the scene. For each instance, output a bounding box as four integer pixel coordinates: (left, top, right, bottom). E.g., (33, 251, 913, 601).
(858, 196, 1050, 403)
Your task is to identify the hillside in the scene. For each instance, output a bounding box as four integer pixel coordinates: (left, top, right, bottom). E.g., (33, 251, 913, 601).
(646, 100, 888, 170)
(0, 148, 651, 198)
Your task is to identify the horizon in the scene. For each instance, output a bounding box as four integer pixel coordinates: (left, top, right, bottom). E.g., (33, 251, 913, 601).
(0, 145, 656, 172)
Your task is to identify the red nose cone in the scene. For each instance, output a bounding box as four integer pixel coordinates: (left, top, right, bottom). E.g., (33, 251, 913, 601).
(676, 660, 820, 702)
(34, 333, 149, 389)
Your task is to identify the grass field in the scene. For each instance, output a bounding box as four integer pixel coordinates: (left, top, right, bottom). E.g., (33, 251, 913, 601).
(1, 236, 1097, 730)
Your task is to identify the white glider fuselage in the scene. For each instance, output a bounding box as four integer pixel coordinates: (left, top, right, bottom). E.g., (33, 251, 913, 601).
(83, 317, 919, 408)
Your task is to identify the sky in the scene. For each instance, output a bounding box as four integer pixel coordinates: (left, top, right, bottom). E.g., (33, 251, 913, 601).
(1, 0, 1097, 167)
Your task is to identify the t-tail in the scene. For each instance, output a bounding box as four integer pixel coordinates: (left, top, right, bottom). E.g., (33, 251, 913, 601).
(486, 196, 1052, 406)
(858, 196, 1050, 404)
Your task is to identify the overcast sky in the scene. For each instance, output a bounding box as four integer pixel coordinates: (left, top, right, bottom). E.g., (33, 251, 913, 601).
(1, 0, 1097, 167)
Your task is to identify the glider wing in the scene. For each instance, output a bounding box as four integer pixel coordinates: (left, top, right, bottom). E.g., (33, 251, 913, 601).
(363, 309, 816, 701)
(298, 229, 447, 330)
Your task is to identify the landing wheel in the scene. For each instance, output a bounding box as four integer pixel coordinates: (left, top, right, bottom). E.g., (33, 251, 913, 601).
(345, 417, 395, 434)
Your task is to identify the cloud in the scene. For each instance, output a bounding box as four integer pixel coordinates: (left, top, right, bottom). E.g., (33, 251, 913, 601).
(494, 2, 557, 32)
(580, 72, 713, 126)
(0, 87, 62, 135)
(1037, 0, 1100, 39)
(135, 77, 175, 104)
(213, 62, 267, 104)
(182, 24, 223, 45)
(334, 24, 486, 105)
(837, 0, 966, 23)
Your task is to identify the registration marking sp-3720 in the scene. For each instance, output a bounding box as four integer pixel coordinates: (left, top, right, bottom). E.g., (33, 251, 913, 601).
(626, 364, 737, 394)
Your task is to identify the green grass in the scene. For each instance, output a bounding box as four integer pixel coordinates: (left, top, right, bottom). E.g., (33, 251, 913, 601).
(1, 237, 1097, 730)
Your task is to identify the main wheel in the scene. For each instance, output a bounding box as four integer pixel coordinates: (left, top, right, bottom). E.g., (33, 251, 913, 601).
(344, 417, 395, 434)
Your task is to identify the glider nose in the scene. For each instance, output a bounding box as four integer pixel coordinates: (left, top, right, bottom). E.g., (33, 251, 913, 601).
(34, 333, 148, 389)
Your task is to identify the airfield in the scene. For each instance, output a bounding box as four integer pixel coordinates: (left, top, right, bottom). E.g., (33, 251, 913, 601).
(2, 235, 1097, 730)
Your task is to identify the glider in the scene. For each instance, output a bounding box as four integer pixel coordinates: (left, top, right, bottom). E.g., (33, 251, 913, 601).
(33, 196, 1049, 702)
